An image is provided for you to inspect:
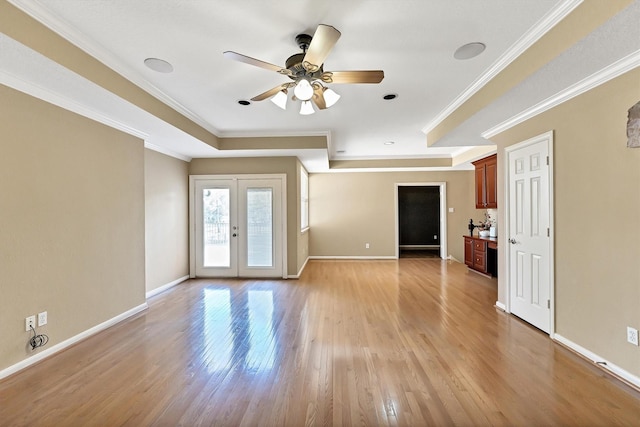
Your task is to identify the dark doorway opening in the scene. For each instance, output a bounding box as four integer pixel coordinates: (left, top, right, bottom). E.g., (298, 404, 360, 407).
(398, 186, 441, 258)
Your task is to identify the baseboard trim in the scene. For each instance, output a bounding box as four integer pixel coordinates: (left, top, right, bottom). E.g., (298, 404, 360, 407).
(554, 333, 640, 391)
(495, 301, 507, 312)
(288, 257, 309, 279)
(146, 275, 189, 299)
(309, 256, 397, 260)
(0, 303, 148, 381)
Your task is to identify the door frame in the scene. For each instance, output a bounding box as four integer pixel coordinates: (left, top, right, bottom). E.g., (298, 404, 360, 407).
(394, 182, 447, 259)
(189, 174, 288, 279)
(504, 131, 555, 337)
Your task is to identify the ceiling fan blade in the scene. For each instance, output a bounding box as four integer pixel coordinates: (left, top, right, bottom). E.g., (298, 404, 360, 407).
(302, 25, 341, 72)
(251, 84, 289, 102)
(223, 51, 291, 76)
(321, 70, 384, 84)
(313, 85, 327, 110)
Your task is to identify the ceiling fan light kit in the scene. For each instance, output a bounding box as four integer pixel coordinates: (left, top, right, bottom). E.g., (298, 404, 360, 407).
(322, 87, 340, 108)
(224, 24, 383, 115)
(300, 100, 315, 115)
(270, 89, 288, 110)
(293, 79, 314, 101)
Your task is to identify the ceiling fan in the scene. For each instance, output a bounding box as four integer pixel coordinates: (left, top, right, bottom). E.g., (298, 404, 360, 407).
(223, 24, 384, 115)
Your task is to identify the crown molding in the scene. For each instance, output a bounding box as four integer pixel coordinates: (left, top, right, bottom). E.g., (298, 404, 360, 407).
(144, 142, 192, 162)
(482, 49, 640, 139)
(8, 0, 220, 137)
(218, 129, 331, 139)
(421, 0, 583, 135)
(0, 67, 150, 141)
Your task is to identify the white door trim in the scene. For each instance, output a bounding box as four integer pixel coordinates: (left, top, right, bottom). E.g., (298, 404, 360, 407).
(394, 182, 448, 259)
(504, 130, 555, 337)
(189, 174, 288, 279)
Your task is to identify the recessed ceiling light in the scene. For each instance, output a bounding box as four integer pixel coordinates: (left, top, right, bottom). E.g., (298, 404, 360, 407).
(144, 57, 174, 73)
(383, 94, 397, 100)
(238, 100, 251, 106)
(384, 141, 395, 145)
(454, 42, 486, 60)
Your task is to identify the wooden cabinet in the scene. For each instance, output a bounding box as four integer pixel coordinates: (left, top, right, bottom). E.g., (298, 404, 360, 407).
(472, 240, 486, 271)
(465, 237, 487, 273)
(472, 154, 497, 209)
(464, 237, 473, 267)
(464, 235, 498, 276)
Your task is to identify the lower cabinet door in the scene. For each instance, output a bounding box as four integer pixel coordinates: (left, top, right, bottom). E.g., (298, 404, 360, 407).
(473, 251, 486, 272)
(464, 238, 473, 266)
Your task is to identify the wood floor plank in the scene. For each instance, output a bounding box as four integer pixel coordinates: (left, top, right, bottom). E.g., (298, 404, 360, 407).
(1, 259, 639, 426)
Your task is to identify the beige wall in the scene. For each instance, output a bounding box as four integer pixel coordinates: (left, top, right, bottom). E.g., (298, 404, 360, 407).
(491, 68, 640, 377)
(144, 149, 189, 292)
(0, 85, 146, 372)
(309, 171, 476, 261)
(189, 157, 304, 277)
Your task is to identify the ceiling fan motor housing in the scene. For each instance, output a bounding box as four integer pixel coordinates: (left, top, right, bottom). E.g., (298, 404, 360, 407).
(285, 53, 323, 80)
(286, 34, 324, 81)
(295, 33, 312, 51)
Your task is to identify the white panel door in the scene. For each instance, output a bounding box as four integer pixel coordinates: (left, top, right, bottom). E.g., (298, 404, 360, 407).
(193, 177, 283, 278)
(508, 137, 551, 333)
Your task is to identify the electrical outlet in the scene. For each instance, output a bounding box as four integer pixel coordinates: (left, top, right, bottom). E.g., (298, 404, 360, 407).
(627, 327, 639, 346)
(38, 311, 48, 327)
(365, 243, 370, 249)
(25, 315, 36, 332)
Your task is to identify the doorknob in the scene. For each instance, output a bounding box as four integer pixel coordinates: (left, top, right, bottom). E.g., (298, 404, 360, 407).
(509, 238, 517, 244)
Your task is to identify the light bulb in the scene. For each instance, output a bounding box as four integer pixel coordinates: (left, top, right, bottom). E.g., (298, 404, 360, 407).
(294, 79, 314, 101)
(299, 101, 315, 115)
(270, 90, 287, 110)
(323, 88, 340, 108)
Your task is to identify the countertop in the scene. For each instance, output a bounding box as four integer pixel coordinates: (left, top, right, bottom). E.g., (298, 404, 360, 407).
(464, 234, 498, 245)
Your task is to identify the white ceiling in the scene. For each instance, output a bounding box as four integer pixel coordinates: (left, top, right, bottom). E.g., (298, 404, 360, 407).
(2, 0, 638, 172)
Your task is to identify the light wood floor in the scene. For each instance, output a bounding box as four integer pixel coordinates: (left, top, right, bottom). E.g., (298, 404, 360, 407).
(1, 259, 639, 426)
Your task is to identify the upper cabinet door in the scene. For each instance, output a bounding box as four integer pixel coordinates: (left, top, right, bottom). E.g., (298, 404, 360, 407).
(474, 166, 485, 209)
(472, 154, 497, 209)
(485, 155, 497, 209)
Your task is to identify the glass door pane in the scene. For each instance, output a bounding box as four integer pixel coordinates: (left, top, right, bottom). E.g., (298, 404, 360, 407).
(202, 188, 230, 267)
(246, 188, 273, 267)
(238, 178, 282, 278)
(194, 179, 237, 277)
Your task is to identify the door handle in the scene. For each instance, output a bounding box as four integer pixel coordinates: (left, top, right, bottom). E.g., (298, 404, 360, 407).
(509, 238, 517, 244)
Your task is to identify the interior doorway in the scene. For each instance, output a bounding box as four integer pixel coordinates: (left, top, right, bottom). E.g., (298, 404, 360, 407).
(395, 183, 447, 259)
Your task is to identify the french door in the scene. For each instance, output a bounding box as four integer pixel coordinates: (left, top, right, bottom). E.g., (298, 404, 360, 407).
(190, 175, 284, 278)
